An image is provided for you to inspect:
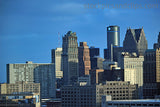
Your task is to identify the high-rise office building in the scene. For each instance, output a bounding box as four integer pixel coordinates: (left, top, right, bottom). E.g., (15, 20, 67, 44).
(51, 48, 63, 79)
(62, 31, 79, 85)
(123, 27, 148, 56)
(118, 52, 144, 98)
(7, 61, 56, 99)
(107, 26, 120, 49)
(153, 32, 160, 49)
(104, 26, 121, 61)
(78, 42, 91, 76)
(143, 48, 160, 99)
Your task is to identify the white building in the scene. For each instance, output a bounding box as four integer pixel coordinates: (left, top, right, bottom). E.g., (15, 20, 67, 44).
(51, 48, 63, 79)
(118, 52, 144, 98)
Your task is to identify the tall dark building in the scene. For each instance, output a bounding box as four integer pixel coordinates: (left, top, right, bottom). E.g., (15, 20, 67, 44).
(89, 46, 102, 69)
(89, 46, 99, 58)
(78, 42, 91, 77)
(90, 56, 104, 69)
(104, 26, 120, 61)
(153, 32, 160, 49)
(62, 31, 79, 85)
(143, 48, 160, 99)
(123, 27, 148, 56)
(104, 47, 123, 62)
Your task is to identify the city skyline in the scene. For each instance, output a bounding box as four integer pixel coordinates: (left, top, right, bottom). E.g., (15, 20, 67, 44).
(0, 0, 160, 83)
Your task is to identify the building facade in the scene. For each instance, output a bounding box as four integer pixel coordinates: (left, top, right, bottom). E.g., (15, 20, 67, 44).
(143, 48, 160, 98)
(78, 42, 91, 76)
(0, 92, 40, 107)
(123, 27, 148, 56)
(51, 48, 63, 79)
(61, 81, 138, 107)
(0, 81, 40, 95)
(7, 61, 56, 99)
(89, 46, 99, 58)
(89, 69, 104, 85)
(90, 56, 104, 69)
(118, 52, 144, 98)
(62, 31, 79, 85)
(102, 95, 160, 107)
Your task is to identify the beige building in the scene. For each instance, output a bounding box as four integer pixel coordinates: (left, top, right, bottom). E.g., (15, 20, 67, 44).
(118, 52, 144, 98)
(7, 61, 56, 99)
(0, 81, 40, 94)
(52, 48, 63, 79)
(61, 81, 138, 107)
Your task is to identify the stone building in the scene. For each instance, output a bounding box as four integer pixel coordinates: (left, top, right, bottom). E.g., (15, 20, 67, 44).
(61, 81, 138, 107)
(62, 31, 79, 85)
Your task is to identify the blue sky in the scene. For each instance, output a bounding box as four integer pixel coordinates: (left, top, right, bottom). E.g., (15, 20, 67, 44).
(0, 0, 160, 82)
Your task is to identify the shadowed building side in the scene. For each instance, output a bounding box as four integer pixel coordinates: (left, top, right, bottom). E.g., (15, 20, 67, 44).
(62, 31, 79, 85)
(123, 27, 148, 56)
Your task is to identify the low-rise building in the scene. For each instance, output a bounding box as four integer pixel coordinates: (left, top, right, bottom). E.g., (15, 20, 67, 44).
(101, 95, 160, 107)
(0, 92, 40, 107)
(0, 81, 40, 95)
(61, 81, 138, 107)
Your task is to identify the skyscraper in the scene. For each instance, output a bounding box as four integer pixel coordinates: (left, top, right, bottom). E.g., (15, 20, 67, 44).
(78, 42, 91, 76)
(104, 25, 121, 61)
(123, 27, 148, 56)
(62, 31, 79, 85)
(153, 32, 160, 49)
(51, 48, 63, 79)
(143, 48, 160, 98)
(118, 52, 144, 98)
(107, 26, 120, 49)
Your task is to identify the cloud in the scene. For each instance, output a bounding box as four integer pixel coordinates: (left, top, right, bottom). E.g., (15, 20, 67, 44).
(52, 2, 85, 15)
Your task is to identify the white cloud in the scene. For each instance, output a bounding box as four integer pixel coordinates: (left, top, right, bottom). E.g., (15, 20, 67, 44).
(52, 2, 85, 15)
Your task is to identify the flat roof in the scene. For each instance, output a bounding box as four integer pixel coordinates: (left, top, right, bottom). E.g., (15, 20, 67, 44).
(108, 99, 160, 103)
